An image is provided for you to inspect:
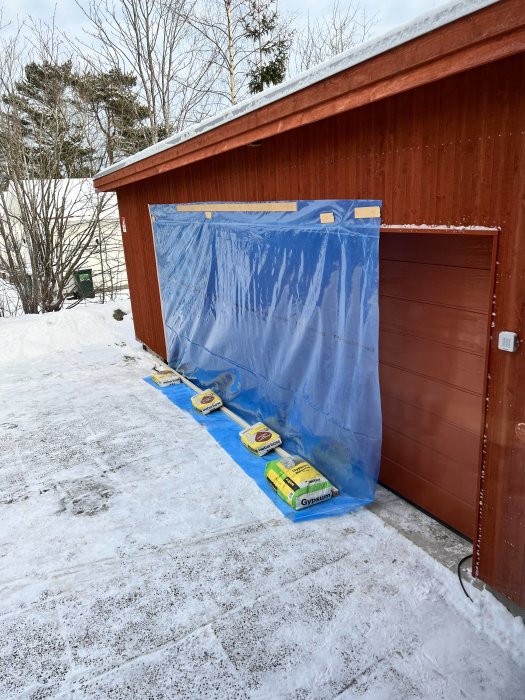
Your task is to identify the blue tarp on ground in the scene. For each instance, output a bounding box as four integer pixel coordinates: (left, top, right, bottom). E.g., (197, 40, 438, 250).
(150, 200, 382, 521)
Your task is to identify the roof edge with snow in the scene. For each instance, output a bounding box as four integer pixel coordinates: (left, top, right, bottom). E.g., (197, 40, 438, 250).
(94, 0, 508, 188)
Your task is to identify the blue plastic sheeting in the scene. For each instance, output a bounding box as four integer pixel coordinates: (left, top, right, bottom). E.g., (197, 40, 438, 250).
(150, 200, 382, 521)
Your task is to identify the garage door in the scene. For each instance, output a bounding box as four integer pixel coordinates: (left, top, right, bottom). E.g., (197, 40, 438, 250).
(378, 232, 494, 538)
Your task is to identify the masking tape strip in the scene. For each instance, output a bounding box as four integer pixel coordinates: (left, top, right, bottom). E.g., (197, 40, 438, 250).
(176, 202, 298, 213)
(320, 212, 335, 224)
(354, 206, 381, 219)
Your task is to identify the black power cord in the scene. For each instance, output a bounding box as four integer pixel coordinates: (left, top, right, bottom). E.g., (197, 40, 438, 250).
(457, 554, 474, 602)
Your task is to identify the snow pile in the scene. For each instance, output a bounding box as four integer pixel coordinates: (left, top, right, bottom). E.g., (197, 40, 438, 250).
(0, 304, 523, 699)
(0, 300, 134, 366)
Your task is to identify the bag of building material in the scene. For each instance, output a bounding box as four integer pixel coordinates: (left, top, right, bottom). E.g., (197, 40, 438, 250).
(239, 422, 282, 456)
(151, 367, 181, 387)
(265, 455, 334, 510)
(191, 389, 223, 414)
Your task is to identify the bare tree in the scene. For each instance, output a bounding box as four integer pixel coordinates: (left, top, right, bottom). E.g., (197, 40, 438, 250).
(77, 0, 220, 141)
(191, 0, 292, 105)
(92, 211, 128, 302)
(189, 0, 250, 106)
(0, 27, 123, 313)
(0, 274, 23, 317)
(0, 179, 118, 313)
(293, 1, 376, 74)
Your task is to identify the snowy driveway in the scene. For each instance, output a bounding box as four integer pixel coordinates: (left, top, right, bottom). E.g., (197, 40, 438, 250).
(0, 305, 524, 699)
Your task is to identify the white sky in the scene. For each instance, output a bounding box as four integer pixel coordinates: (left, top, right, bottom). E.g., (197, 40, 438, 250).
(1, 0, 443, 39)
(282, 0, 442, 33)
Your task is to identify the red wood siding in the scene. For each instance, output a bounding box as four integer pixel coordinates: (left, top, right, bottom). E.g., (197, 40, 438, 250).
(117, 194, 166, 357)
(115, 53, 525, 605)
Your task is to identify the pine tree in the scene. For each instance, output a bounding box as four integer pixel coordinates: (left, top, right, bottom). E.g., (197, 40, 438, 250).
(1, 61, 151, 176)
(3, 61, 94, 178)
(72, 68, 151, 166)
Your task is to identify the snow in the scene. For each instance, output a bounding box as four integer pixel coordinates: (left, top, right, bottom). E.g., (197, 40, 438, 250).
(95, 0, 500, 182)
(0, 303, 524, 699)
(0, 303, 129, 365)
(380, 224, 500, 231)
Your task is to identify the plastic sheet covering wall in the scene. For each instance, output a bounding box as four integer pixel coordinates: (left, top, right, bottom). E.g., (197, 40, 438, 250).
(150, 200, 382, 519)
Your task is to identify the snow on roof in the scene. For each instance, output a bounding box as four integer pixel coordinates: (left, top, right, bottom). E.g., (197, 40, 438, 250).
(4, 178, 117, 219)
(94, 0, 500, 182)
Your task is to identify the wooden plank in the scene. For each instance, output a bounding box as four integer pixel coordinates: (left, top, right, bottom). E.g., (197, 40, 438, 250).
(97, 32, 525, 193)
(380, 260, 492, 311)
(474, 64, 498, 223)
(379, 296, 489, 355)
(380, 364, 485, 434)
(382, 427, 479, 506)
(176, 201, 297, 212)
(380, 457, 477, 538)
(379, 330, 485, 394)
(380, 232, 495, 268)
(381, 393, 482, 472)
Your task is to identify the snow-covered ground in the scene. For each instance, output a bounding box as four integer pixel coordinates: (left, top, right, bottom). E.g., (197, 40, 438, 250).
(0, 304, 523, 699)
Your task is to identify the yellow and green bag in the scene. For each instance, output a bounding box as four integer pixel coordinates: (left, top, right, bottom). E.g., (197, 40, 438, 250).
(265, 456, 334, 510)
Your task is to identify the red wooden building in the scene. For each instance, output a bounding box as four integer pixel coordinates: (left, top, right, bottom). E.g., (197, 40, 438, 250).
(94, 0, 525, 607)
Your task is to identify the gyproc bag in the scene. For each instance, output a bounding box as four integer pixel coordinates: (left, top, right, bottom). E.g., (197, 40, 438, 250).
(265, 455, 334, 510)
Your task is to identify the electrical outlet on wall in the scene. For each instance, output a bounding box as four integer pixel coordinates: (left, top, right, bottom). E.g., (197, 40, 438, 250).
(498, 331, 519, 353)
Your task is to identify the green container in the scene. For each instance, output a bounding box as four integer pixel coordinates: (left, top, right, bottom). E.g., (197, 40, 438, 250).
(74, 268, 95, 299)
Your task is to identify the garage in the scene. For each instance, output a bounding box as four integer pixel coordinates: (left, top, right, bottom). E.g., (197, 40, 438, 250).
(94, 0, 525, 606)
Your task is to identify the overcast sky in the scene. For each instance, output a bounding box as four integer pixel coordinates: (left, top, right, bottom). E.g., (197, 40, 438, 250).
(1, 0, 443, 38)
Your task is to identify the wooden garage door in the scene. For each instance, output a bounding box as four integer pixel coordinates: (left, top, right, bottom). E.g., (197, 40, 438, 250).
(378, 232, 494, 539)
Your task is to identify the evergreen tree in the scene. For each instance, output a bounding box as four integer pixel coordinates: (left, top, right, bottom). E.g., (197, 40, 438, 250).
(72, 68, 151, 166)
(242, 0, 292, 94)
(3, 61, 94, 178)
(1, 61, 151, 177)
